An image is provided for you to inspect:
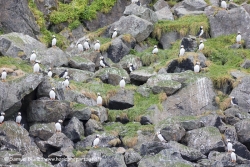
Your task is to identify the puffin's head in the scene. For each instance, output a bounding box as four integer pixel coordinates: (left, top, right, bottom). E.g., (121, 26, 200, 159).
(200, 26, 203, 29)
(65, 76, 69, 79)
(96, 40, 100, 43)
(238, 31, 241, 34)
(1, 112, 5, 116)
(48, 67, 51, 71)
(96, 134, 100, 138)
(52, 35, 56, 38)
(32, 50, 35, 53)
(35, 60, 41, 64)
(156, 131, 161, 135)
(100, 56, 104, 60)
(3, 68, 6, 72)
(200, 40, 203, 43)
(154, 45, 157, 48)
(129, 63, 133, 66)
(181, 45, 184, 48)
(114, 28, 117, 31)
(58, 120, 63, 123)
(227, 139, 231, 142)
(230, 96, 235, 99)
(52, 87, 55, 91)
(86, 38, 90, 41)
(196, 62, 200, 65)
(18, 112, 21, 115)
(232, 149, 235, 152)
(122, 77, 126, 80)
(97, 92, 100, 96)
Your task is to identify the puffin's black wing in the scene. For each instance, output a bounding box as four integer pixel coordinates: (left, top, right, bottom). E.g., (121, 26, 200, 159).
(136, 1, 141, 6)
(59, 71, 65, 78)
(196, 29, 201, 37)
(132, 65, 135, 71)
(232, 98, 238, 105)
(104, 60, 110, 67)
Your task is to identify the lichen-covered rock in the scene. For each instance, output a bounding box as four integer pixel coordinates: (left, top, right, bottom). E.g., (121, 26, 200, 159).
(153, 0, 169, 11)
(68, 104, 91, 121)
(69, 56, 96, 72)
(183, 126, 225, 154)
(109, 89, 134, 109)
(174, 5, 205, 17)
(155, 6, 174, 21)
(84, 147, 115, 165)
(130, 67, 157, 84)
(29, 122, 55, 141)
(98, 154, 127, 167)
(124, 149, 142, 165)
(183, 0, 207, 11)
(160, 123, 186, 142)
(235, 119, 250, 143)
(140, 142, 169, 156)
(85, 119, 103, 136)
(124, 4, 158, 23)
(0, 150, 22, 165)
(89, 106, 108, 123)
(64, 117, 84, 142)
(199, 114, 224, 128)
(109, 15, 154, 42)
(118, 54, 142, 71)
(159, 32, 180, 49)
(224, 108, 250, 125)
(27, 99, 71, 123)
(0, 73, 44, 116)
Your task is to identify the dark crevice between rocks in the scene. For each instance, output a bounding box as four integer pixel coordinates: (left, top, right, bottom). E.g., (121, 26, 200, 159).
(108, 101, 134, 110)
(127, 163, 138, 167)
(180, 155, 198, 163)
(130, 79, 146, 86)
(214, 80, 233, 95)
(115, 116, 129, 124)
(167, 59, 194, 73)
(44, 146, 63, 165)
(243, 142, 250, 153)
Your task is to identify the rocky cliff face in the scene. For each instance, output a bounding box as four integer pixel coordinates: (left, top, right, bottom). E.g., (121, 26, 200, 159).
(0, 0, 250, 166)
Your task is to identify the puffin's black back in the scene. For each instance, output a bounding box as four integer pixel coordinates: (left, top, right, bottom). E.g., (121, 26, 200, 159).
(59, 70, 66, 78)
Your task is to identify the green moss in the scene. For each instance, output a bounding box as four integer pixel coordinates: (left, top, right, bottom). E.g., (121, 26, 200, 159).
(234, 0, 250, 4)
(152, 15, 209, 40)
(72, 102, 87, 110)
(69, 20, 81, 30)
(0, 57, 32, 73)
(71, 56, 92, 63)
(5, 35, 25, 45)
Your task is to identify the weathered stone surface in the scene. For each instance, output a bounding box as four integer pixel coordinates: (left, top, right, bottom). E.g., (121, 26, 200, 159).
(98, 154, 127, 167)
(235, 119, 250, 143)
(27, 100, 71, 123)
(200, 114, 224, 128)
(69, 56, 96, 72)
(183, 126, 225, 154)
(85, 119, 103, 136)
(84, 148, 115, 165)
(224, 108, 250, 125)
(174, 5, 205, 17)
(35, 0, 58, 17)
(160, 123, 185, 142)
(118, 54, 143, 71)
(90, 106, 108, 123)
(64, 117, 84, 142)
(155, 6, 174, 21)
(0, 0, 40, 38)
(130, 67, 157, 84)
(68, 105, 91, 121)
(0, 73, 44, 116)
(153, 0, 169, 11)
(136, 85, 152, 97)
(29, 122, 55, 141)
(160, 31, 180, 49)
(241, 59, 250, 69)
(230, 71, 247, 79)
(124, 4, 158, 23)
(124, 149, 142, 165)
(109, 89, 135, 109)
(109, 15, 154, 42)
(183, 0, 207, 11)
(181, 36, 198, 52)
(0, 150, 22, 165)
(140, 142, 169, 156)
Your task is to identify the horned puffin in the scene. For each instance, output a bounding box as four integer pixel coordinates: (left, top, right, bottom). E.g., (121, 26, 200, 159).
(59, 69, 68, 78)
(179, 45, 185, 57)
(94, 40, 100, 52)
(30, 50, 37, 63)
(152, 45, 158, 55)
(52, 35, 57, 47)
(119, 77, 126, 89)
(1, 69, 7, 82)
(96, 93, 103, 106)
(111, 28, 118, 38)
(92, 134, 100, 148)
(16, 112, 22, 126)
(49, 87, 56, 100)
(100, 56, 110, 68)
(55, 120, 63, 133)
(33, 60, 40, 73)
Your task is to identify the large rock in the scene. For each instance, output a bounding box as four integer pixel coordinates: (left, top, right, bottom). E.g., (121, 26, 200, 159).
(0, 0, 40, 38)
(159, 32, 180, 49)
(183, 126, 225, 154)
(181, 36, 198, 52)
(109, 89, 135, 110)
(235, 119, 250, 143)
(29, 122, 56, 141)
(174, 5, 205, 17)
(27, 99, 71, 123)
(69, 56, 95, 72)
(140, 142, 169, 156)
(89, 106, 108, 123)
(224, 108, 250, 125)
(118, 54, 143, 71)
(160, 123, 186, 142)
(109, 15, 154, 42)
(68, 104, 91, 121)
(124, 149, 142, 165)
(98, 154, 127, 167)
(0, 73, 44, 116)
(155, 6, 174, 21)
(85, 119, 103, 136)
(124, 4, 158, 23)
(153, 0, 169, 11)
(130, 67, 157, 84)
(64, 117, 84, 142)
(183, 0, 207, 11)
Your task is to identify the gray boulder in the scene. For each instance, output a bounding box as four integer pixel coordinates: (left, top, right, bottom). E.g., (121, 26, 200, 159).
(241, 59, 250, 69)
(124, 4, 158, 23)
(85, 119, 103, 136)
(98, 154, 127, 167)
(0, 0, 39, 38)
(183, 0, 207, 11)
(0, 150, 22, 165)
(223, 126, 238, 142)
(140, 142, 169, 156)
(153, 0, 169, 11)
(84, 147, 115, 165)
(136, 84, 152, 97)
(235, 119, 250, 143)
(233, 141, 250, 160)
(89, 106, 108, 123)
(181, 36, 198, 52)
(64, 117, 84, 142)
(130, 67, 157, 84)
(68, 104, 91, 121)
(0, 73, 44, 116)
(124, 149, 142, 165)
(29, 122, 56, 140)
(199, 114, 224, 128)
(174, 5, 205, 17)
(155, 6, 174, 21)
(109, 89, 135, 109)
(159, 32, 180, 49)
(27, 99, 71, 123)
(224, 108, 250, 125)
(118, 54, 143, 71)
(109, 15, 154, 42)
(183, 126, 225, 154)
(160, 123, 186, 142)
(69, 56, 96, 72)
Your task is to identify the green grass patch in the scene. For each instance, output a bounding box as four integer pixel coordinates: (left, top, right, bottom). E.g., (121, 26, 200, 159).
(234, 0, 250, 4)
(0, 57, 32, 73)
(152, 15, 209, 40)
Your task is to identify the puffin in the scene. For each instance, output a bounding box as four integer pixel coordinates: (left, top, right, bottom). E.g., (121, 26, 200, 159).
(198, 40, 204, 51)
(52, 35, 57, 47)
(55, 120, 63, 133)
(16, 112, 22, 126)
(227, 139, 233, 153)
(96, 93, 103, 106)
(111, 28, 118, 39)
(84, 39, 90, 51)
(179, 45, 185, 57)
(100, 56, 110, 68)
(194, 62, 201, 73)
(94, 40, 101, 52)
(92, 134, 100, 148)
(33, 60, 40, 73)
(236, 31, 241, 44)
(77, 42, 83, 52)
(1, 69, 7, 82)
(62, 76, 70, 89)
(230, 96, 238, 107)
(30, 50, 37, 63)
(0, 112, 5, 125)
(59, 69, 68, 78)
(119, 77, 126, 89)
(152, 45, 158, 55)
(221, 0, 227, 10)
(129, 63, 135, 73)
(231, 149, 236, 163)
(49, 87, 56, 100)
(156, 132, 167, 142)
(48, 68, 52, 77)
(197, 26, 204, 38)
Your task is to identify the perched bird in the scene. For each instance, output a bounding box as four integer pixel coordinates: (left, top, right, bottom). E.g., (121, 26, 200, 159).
(194, 62, 201, 73)
(52, 35, 57, 47)
(55, 120, 63, 133)
(197, 26, 204, 38)
(16, 112, 22, 126)
(179, 45, 185, 57)
(48, 68, 52, 77)
(100, 56, 110, 68)
(152, 45, 158, 55)
(30, 50, 37, 63)
(131, 0, 141, 6)
(236, 31, 241, 44)
(198, 40, 204, 51)
(111, 28, 118, 38)
(227, 139, 233, 153)
(59, 69, 68, 78)
(231, 149, 236, 163)
(49, 87, 56, 100)
(221, 0, 227, 10)
(62, 76, 70, 89)
(156, 131, 167, 142)
(33, 60, 40, 73)
(129, 63, 135, 73)
(119, 77, 126, 89)
(92, 134, 100, 148)
(77, 42, 83, 52)
(0, 112, 5, 125)
(96, 93, 103, 106)
(1, 69, 7, 82)
(231, 96, 238, 107)
(84, 39, 90, 51)
(94, 40, 100, 52)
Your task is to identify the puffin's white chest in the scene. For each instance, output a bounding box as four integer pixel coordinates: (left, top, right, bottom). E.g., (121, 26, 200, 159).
(94, 43, 100, 51)
(157, 134, 165, 142)
(63, 79, 69, 87)
(100, 60, 105, 67)
(227, 142, 233, 151)
(1, 71, 7, 79)
(199, 43, 204, 50)
(30, 53, 36, 61)
(52, 38, 57, 46)
(84, 42, 89, 49)
(221, 1, 227, 9)
(78, 44, 83, 52)
(112, 31, 117, 38)
(49, 90, 56, 99)
(236, 35, 241, 43)
(0, 116, 4, 123)
(194, 65, 200, 73)
(231, 152, 236, 161)
(97, 96, 102, 105)
(33, 63, 40, 72)
(179, 48, 185, 56)
(48, 71, 52, 77)
(63, 72, 68, 78)
(152, 48, 158, 54)
(55, 123, 61, 131)
(120, 79, 126, 88)
(93, 138, 100, 146)
(16, 116, 22, 123)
